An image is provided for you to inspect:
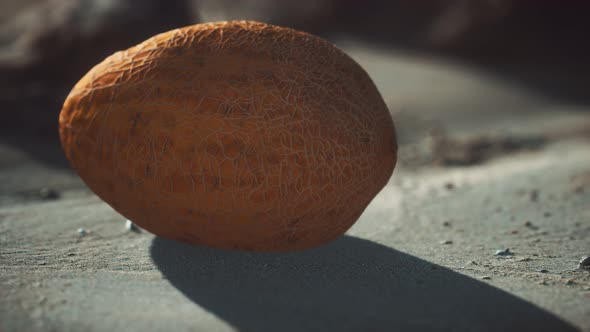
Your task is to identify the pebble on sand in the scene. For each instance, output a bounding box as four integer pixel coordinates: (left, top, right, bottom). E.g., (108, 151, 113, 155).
(495, 248, 514, 256)
(77, 228, 87, 236)
(579, 256, 590, 270)
(444, 182, 455, 190)
(125, 220, 141, 232)
(529, 189, 539, 202)
(39, 187, 60, 200)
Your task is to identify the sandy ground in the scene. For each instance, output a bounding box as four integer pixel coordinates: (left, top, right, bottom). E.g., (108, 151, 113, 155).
(1, 41, 590, 331)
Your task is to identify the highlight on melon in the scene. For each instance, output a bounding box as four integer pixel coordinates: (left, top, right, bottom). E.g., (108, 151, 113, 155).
(59, 21, 397, 251)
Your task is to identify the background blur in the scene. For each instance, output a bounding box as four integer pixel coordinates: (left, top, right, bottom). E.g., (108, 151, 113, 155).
(2, 0, 589, 143)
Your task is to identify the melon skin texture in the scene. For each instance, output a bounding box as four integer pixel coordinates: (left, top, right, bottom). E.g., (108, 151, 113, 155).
(59, 21, 397, 251)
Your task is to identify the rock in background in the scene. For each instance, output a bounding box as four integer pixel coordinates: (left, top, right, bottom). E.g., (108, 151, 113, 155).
(0, 0, 195, 136)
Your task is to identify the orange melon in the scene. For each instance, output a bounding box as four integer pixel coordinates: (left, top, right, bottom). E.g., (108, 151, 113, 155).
(59, 21, 397, 251)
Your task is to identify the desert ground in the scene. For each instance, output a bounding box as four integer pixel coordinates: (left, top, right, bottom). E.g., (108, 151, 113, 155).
(1, 37, 589, 331)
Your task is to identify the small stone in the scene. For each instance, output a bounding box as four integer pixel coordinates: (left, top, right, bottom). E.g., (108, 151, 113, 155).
(38, 261, 47, 266)
(573, 186, 584, 194)
(529, 189, 539, 202)
(444, 182, 455, 190)
(538, 269, 549, 273)
(440, 240, 453, 245)
(565, 279, 575, 285)
(39, 187, 60, 200)
(67, 253, 76, 256)
(508, 229, 519, 235)
(442, 221, 452, 227)
(77, 228, 87, 236)
(538, 279, 547, 285)
(578, 256, 590, 270)
(543, 212, 552, 218)
(495, 248, 514, 256)
(38, 296, 47, 304)
(481, 276, 491, 280)
(125, 220, 140, 233)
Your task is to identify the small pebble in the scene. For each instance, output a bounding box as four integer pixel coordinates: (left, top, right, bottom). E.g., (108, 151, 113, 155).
(440, 240, 453, 245)
(564, 279, 575, 285)
(442, 221, 452, 227)
(38, 296, 47, 304)
(125, 220, 140, 233)
(77, 228, 87, 236)
(578, 256, 590, 270)
(538, 279, 547, 286)
(538, 269, 549, 273)
(39, 187, 60, 200)
(38, 261, 47, 266)
(481, 276, 491, 280)
(543, 212, 552, 218)
(495, 248, 514, 256)
(530, 189, 539, 202)
(444, 182, 455, 190)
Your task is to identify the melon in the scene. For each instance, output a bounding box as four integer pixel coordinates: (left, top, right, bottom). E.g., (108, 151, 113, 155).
(59, 21, 397, 251)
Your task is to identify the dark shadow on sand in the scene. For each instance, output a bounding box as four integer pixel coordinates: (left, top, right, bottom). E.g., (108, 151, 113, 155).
(150, 236, 578, 332)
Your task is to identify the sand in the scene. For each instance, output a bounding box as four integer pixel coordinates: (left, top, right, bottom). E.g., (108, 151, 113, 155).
(1, 41, 589, 332)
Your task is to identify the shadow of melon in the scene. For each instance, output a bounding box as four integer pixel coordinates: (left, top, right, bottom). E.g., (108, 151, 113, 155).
(150, 235, 577, 332)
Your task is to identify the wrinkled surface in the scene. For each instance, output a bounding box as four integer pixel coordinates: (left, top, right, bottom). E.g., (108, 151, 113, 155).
(59, 21, 397, 251)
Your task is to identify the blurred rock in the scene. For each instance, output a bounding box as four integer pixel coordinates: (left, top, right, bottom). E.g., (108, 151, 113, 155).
(0, 0, 195, 135)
